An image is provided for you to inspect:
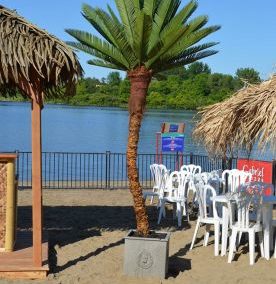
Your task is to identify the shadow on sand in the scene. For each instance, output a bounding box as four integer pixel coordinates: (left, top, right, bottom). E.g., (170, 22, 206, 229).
(17, 205, 192, 276)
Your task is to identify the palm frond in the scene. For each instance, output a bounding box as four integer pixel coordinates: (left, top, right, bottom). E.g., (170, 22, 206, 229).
(146, 15, 218, 68)
(160, 26, 220, 61)
(87, 59, 126, 70)
(66, 41, 127, 70)
(147, 0, 179, 55)
(90, 8, 139, 68)
(82, 4, 116, 46)
(153, 50, 218, 73)
(114, 0, 136, 47)
(66, 29, 129, 68)
(160, 42, 219, 62)
(143, 0, 157, 16)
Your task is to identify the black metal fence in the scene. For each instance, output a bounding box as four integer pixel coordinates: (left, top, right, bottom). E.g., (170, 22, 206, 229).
(16, 151, 236, 190)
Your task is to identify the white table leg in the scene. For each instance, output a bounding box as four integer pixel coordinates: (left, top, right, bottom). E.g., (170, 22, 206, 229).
(262, 204, 272, 260)
(221, 204, 229, 256)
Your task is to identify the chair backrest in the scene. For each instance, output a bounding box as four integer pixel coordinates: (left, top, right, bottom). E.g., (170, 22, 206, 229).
(163, 171, 182, 199)
(195, 183, 218, 220)
(180, 164, 202, 175)
(233, 186, 262, 229)
(222, 169, 252, 193)
(199, 172, 209, 184)
(150, 164, 159, 188)
(150, 164, 169, 193)
(179, 171, 191, 200)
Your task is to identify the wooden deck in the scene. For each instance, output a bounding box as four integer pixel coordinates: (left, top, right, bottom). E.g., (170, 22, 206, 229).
(0, 231, 49, 279)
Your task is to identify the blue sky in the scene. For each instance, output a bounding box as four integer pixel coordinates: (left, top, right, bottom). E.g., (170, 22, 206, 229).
(2, 0, 276, 79)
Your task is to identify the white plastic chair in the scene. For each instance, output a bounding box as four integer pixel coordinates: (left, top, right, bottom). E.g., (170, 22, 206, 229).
(190, 183, 222, 256)
(222, 169, 252, 193)
(180, 165, 202, 204)
(144, 164, 169, 204)
(158, 171, 188, 227)
(149, 164, 159, 203)
(228, 185, 264, 265)
(179, 170, 191, 221)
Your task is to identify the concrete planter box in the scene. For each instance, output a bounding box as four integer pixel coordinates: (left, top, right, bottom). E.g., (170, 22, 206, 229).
(124, 230, 170, 279)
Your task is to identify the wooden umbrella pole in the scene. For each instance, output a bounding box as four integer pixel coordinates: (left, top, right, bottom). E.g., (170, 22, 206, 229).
(31, 92, 42, 267)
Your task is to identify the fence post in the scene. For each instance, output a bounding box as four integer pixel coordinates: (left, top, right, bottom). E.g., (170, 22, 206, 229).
(228, 158, 233, 169)
(222, 157, 227, 171)
(105, 151, 111, 189)
(190, 152, 194, 165)
(15, 150, 20, 188)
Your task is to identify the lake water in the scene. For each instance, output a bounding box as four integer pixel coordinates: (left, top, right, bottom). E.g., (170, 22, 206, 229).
(0, 102, 202, 154)
(0, 102, 273, 160)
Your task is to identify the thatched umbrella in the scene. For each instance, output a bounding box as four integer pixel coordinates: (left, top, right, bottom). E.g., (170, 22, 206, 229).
(0, 5, 82, 267)
(193, 75, 276, 158)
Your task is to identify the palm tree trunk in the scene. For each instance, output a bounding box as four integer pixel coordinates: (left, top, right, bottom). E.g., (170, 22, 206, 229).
(127, 66, 152, 236)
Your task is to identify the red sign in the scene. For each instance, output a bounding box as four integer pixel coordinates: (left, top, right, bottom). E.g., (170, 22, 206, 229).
(237, 159, 273, 195)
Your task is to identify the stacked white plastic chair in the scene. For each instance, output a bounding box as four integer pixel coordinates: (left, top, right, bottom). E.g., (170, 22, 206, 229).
(190, 183, 222, 256)
(158, 171, 190, 227)
(145, 164, 169, 205)
(180, 164, 202, 202)
(228, 184, 264, 265)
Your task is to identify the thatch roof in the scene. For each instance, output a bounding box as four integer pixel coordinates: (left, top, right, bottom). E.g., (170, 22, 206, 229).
(193, 75, 276, 157)
(0, 5, 83, 99)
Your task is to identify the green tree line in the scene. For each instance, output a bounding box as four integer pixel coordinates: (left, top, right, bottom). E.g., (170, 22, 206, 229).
(0, 63, 261, 110)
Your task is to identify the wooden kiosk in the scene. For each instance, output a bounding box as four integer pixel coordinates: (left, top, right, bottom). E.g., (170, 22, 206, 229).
(0, 6, 82, 279)
(0, 153, 17, 253)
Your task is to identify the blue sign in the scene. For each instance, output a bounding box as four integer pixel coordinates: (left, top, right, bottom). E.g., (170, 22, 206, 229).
(161, 134, 184, 152)
(169, 124, 179, 132)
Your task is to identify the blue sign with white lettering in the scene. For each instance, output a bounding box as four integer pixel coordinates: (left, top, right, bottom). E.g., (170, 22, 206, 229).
(161, 135, 184, 152)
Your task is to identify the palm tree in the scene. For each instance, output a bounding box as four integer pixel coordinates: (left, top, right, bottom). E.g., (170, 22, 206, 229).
(66, 0, 220, 236)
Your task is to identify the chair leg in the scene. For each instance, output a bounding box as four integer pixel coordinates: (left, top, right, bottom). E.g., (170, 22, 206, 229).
(204, 224, 211, 247)
(228, 228, 238, 263)
(214, 222, 220, 256)
(186, 201, 190, 222)
(158, 202, 165, 224)
(177, 202, 182, 227)
(238, 232, 242, 246)
(249, 231, 255, 265)
(258, 231, 264, 258)
(172, 203, 177, 219)
(190, 219, 200, 250)
(182, 201, 189, 222)
(162, 203, 166, 217)
(234, 232, 243, 252)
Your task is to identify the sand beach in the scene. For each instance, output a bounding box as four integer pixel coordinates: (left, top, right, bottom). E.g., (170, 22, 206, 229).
(1, 189, 275, 284)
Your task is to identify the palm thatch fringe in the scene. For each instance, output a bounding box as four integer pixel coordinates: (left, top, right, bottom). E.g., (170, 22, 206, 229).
(193, 75, 276, 157)
(0, 5, 83, 98)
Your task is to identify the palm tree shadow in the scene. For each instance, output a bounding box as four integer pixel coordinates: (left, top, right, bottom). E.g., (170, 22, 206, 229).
(18, 204, 195, 274)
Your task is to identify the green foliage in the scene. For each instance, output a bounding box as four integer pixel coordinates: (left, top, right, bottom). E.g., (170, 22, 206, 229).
(2, 63, 262, 110)
(66, 0, 220, 74)
(107, 72, 122, 86)
(235, 67, 261, 84)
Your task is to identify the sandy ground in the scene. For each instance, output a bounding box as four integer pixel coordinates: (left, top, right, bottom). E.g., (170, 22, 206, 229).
(1, 189, 276, 284)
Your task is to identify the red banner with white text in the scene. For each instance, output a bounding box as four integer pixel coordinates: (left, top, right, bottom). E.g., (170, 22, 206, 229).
(237, 159, 274, 195)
